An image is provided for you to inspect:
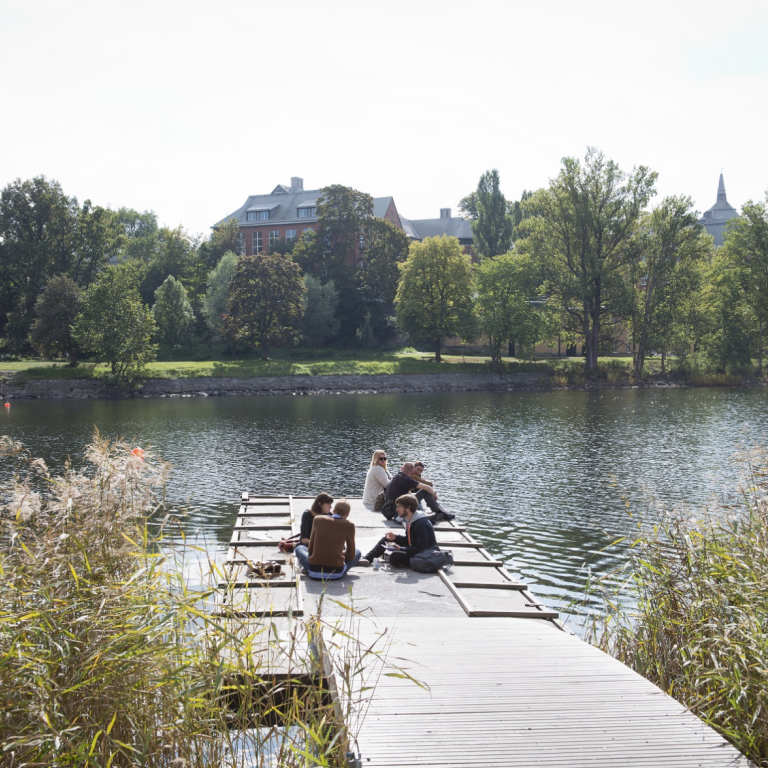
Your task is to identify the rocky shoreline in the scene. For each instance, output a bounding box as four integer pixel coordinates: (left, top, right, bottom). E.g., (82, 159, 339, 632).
(1, 372, 556, 400)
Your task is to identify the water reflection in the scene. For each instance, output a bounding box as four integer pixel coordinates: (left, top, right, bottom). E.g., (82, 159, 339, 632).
(3, 388, 767, 629)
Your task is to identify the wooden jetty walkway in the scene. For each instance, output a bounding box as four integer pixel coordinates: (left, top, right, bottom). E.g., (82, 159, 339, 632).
(220, 495, 752, 767)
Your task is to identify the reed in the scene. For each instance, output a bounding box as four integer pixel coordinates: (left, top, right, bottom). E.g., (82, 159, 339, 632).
(585, 450, 768, 766)
(0, 434, 397, 767)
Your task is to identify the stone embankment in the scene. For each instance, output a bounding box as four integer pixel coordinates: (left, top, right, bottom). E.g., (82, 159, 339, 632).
(1, 372, 550, 400)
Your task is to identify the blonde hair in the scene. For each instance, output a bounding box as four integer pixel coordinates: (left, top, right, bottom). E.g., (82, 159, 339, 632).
(334, 499, 351, 517)
(370, 450, 388, 469)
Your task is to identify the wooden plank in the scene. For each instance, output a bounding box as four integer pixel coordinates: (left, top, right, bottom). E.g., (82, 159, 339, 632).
(451, 581, 527, 590)
(450, 559, 504, 567)
(467, 608, 559, 619)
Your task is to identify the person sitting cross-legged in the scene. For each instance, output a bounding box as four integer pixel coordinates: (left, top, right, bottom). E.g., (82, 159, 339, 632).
(360, 494, 436, 569)
(385, 462, 455, 523)
(294, 500, 362, 580)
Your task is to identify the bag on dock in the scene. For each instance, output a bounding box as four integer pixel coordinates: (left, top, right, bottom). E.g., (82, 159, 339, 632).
(410, 547, 453, 573)
(381, 499, 397, 520)
(246, 560, 283, 579)
(373, 490, 385, 511)
(278, 533, 301, 553)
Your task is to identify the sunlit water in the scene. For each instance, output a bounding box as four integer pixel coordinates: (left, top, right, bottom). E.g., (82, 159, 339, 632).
(3, 387, 768, 631)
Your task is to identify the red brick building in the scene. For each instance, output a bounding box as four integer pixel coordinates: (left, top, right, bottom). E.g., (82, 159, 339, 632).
(214, 177, 405, 259)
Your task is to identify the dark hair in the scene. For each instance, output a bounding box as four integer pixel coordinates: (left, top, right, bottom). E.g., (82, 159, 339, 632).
(414, 461, 425, 469)
(311, 492, 334, 515)
(396, 494, 418, 514)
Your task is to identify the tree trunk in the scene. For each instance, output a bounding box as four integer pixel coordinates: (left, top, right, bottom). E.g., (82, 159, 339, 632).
(489, 337, 500, 374)
(261, 345, 269, 361)
(661, 351, 666, 376)
(634, 342, 645, 382)
(759, 320, 764, 378)
(434, 337, 442, 363)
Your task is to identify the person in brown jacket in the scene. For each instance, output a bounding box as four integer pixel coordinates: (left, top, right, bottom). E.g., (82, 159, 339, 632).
(294, 500, 363, 580)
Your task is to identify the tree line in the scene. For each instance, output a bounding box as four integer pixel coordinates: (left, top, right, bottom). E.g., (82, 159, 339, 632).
(2, 149, 767, 382)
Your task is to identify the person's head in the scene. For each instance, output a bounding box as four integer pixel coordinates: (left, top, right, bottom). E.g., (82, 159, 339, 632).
(395, 494, 418, 518)
(333, 499, 351, 518)
(370, 450, 388, 469)
(311, 492, 334, 516)
(412, 461, 425, 477)
(401, 462, 415, 475)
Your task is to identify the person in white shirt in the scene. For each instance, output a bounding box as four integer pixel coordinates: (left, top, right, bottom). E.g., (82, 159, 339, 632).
(362, 449, 391, 509)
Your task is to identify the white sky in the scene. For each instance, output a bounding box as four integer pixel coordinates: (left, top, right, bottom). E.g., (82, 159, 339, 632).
(1, 0, 767, 239)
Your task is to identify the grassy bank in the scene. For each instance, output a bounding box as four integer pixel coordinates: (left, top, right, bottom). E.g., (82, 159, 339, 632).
(585, 450, 768, 766)
(3, 350, 762, 387)
(0, 435, 398, 767)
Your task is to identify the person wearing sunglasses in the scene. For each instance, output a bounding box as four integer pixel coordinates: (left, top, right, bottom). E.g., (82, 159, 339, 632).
(363, 450, 391, 510)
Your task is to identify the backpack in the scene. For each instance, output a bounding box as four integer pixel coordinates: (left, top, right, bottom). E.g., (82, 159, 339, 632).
(381, 499, 397, 520)
(410, 547, 454, 573)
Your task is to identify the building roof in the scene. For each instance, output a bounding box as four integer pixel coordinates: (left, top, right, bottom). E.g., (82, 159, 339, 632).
(697, 173, 739, 246)
(403, 213, 473, 241)
(214, 183, 396, 229)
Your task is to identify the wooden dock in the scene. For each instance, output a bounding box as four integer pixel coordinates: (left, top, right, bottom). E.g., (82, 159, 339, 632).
(220, 495, 751, 767)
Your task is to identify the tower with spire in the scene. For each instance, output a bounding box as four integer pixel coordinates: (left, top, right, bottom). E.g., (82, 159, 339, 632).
(697, 173, 739, 246)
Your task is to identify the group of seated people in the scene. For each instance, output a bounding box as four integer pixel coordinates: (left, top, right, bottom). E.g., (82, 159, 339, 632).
(293, 450, 456, 581)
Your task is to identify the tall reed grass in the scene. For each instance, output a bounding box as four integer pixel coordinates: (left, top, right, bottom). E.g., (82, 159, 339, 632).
(585, 450, 768, 766)
(0, 434, 395, 767)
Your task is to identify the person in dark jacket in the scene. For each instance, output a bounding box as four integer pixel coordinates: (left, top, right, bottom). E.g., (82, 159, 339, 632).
(299, 492, 333, 546)
(385, 463, 454, 522)
(360, 494, 436, 568)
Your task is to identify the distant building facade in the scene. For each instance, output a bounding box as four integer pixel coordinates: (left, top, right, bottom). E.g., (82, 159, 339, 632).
(214, 177, 404, 261)
(698, 174, 740, 246)
(401, 208, 475, 258)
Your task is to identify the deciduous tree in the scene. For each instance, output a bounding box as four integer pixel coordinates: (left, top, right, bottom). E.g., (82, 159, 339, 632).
(224, 253, 305, 359)
(152, 275, 195, 360)
(473, 169, 513, 259)
(396, 236, 474, 362)
(202, 251, 239, 344)
(29, 275, 83, 366)
(522, 148, 657, 376)
(303, 275, 340, 347)
(74, 266, 157, 382)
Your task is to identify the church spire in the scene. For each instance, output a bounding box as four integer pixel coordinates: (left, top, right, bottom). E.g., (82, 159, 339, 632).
(717, 173, 727, 204)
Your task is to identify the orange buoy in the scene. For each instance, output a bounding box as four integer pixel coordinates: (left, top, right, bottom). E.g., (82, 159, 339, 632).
(3, 403, 9, 408)
(131, 447, 145, 460)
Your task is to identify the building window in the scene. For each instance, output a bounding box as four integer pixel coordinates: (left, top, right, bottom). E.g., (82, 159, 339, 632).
(259, 211, 269, 220)
(269, 230, 280, 246)
(252, 231, 262, 254)
(298, 207, 316, 218)
(247, 211, 257, 221)
(236, 232, 245, 255)
(286, 229, 296, 243)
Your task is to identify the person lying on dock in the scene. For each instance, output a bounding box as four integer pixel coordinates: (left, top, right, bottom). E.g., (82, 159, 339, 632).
(360, 494, 436, 568)
(385, 462, 455, 523)
(294, 499, 363, 580)
(362, 449, 391, 510)
(299, 492, 334, 546)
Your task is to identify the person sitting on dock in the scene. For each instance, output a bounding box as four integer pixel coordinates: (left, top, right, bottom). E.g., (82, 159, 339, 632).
(386, 462, 455, 523)
(362, 450, 391, 510)
(294, 499, 362, 580)
(299, 492, 334, 546)
(360, 494, 436, 568)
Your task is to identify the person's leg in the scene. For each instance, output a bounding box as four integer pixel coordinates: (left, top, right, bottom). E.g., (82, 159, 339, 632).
(415, 490, 453, 519)
(389, 550, 411, 568)
(364, 537, 389, 562)
(344, 548, 362, 571)
(294, 545, 310, 571)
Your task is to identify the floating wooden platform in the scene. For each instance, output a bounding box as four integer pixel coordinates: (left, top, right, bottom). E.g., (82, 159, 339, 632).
(218, 495, 750, 767)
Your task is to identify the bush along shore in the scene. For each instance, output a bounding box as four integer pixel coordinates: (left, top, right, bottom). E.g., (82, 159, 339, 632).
(583, 449, 768, 767)
(0, 435, 404, 767)
(1, 355, 763, 400)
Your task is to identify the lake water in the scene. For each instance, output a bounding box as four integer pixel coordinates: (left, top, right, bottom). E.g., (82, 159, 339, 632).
(3, 387, 768, 630)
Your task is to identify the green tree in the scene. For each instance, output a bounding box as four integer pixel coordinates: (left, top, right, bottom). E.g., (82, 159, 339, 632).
(303, 275, 340, 347)
(29, 275, 83, 366)
(202, 251, 239, 344)
(396, 236, 474, 362)
(521, 147, 657, 376)
(198, 217, 243, 270)
(475, 252, 551, 371)
(0, 176, 78, 346)
(624, 196, 712, 380)
(69, 201, 125, 287)
(224, 253, 305, 359)
(473, 169, 513, 259)
(117, 208, 159, 263)
(74, 266, 157, 382)
(152, 276, 195, 360)
(138, 226, 196, 306)
(721, 192, 768, 375)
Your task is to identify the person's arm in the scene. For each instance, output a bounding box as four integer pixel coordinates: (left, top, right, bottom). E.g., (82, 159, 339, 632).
(402, 519, 434, 556)
(416, 481, 436, 497)
(308, 523, 316, 557)
(393, 534, 407, 547)
(345, 526, 356, 563)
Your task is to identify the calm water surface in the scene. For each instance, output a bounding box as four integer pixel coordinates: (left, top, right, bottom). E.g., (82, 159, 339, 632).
(3, 387, 768, 629)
